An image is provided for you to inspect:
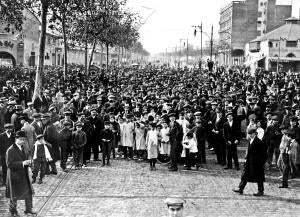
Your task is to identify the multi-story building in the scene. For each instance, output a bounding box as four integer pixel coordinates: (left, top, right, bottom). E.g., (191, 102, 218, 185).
(245, 17, 300, 72)
(218, 0, 292, 66)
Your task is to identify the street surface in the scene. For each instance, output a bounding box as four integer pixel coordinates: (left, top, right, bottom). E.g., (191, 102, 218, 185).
(0, 146, 300, 217)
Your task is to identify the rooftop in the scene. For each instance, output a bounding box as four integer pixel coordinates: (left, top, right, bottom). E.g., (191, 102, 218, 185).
(250, 17, 300, 42)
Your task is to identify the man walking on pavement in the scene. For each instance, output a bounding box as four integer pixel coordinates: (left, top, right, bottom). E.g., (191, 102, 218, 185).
(6, 131, 36, 216)
(233, 127, 268, 196)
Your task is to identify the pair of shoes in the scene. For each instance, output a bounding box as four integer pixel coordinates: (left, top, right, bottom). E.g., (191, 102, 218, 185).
(253, 192, 264, 197)
(107, 162, 111, 166)
(232, 189, 243, 194)
(24, 209, 37, 215)
(224, 167, 232, 170)
(101, 163, 105, 167)
(150, 166, 153, 171)
(236, 167, 240, 171)
(279, 185, 288, 188)
(169, 168, 178, 171)
(10, 212, 20, 217)
(152, 166, 156, 171)
(93, 159, 101, 161)
(50, 171, 57, 175)
(278, 175, 283, 180)
(83, 164, 87, 167)
(32, 177, 36, 184)
(38, 179, 43, 184)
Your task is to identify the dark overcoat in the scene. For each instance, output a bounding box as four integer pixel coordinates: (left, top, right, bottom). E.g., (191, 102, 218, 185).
(241, 136, 268, 183)
(6, 143, 34, 199)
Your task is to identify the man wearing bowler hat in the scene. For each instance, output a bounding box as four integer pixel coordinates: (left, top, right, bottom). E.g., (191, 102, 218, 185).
(233, 127, 267, 196)
(6, 130, 36, 216)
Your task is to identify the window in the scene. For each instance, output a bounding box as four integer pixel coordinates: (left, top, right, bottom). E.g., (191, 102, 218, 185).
(286, 41, 297, 47)
(268, 41, 273, 48)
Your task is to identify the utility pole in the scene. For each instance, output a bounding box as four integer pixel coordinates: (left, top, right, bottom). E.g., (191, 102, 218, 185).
(210, 25, 213, 61)
(186, 39, 189, 66)
(200, 23, 202, 71)
(277, 37, 282, 74)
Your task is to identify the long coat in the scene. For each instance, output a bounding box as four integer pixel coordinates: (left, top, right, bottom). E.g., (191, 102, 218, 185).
(44, 124, 59, 161)
(241, 136, 268, 183)
(6, 143, 34, 199)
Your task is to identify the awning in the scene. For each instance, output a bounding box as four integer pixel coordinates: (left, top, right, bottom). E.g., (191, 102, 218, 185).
(269, 57, 300, 62)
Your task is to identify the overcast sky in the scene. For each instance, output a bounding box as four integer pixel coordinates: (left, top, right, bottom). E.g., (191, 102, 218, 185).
(127, 0, 300, 55)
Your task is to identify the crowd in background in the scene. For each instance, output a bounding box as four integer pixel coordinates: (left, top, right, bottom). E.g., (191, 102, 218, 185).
(0, 64, 300, 188)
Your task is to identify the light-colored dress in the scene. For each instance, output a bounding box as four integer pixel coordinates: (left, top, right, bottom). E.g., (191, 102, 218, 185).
(123, 121, 135, 147)
(135, 127, 146, 150)
(160, 127, 170, 155)
(146, 129, 158, 159)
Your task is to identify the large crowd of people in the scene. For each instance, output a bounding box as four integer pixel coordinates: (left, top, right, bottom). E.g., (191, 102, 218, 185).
(0, 63, 300, 203)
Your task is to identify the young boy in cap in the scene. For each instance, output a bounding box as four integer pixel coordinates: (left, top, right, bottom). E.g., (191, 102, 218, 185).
(163, 196, 185, 217)
(100, 121, 114, 166)
(72, 122, 87, 169)
(32, 134, 52, 184)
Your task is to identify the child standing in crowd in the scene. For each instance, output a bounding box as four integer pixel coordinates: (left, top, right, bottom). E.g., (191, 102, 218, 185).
(32, 134, 52, 184)
(72, 122, 87, 169)
(160, 120, 170, 158)
(256, 120, 265, 140)
(100, 121, 114, 166)
(134, 121, 146, 161)
(182, 132, 198, 170)
(146, 122, 158, 171)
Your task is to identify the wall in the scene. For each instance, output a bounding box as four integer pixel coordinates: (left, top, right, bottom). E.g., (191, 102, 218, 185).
(266, 0, 292, 33)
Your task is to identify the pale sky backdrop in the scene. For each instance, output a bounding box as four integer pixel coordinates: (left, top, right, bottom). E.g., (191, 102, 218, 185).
(127, 0, 300, 55)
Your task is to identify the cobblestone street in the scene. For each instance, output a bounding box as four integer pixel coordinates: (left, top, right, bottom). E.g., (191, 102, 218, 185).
(1, 148, 299, 217)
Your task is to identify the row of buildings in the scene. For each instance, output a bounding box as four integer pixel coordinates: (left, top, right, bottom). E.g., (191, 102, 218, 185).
(0, 9, 135, 68)
(218, 0, 300, 72)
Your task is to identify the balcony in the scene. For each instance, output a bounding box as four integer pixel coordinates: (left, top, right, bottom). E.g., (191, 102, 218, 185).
(249, 41, 260, 52)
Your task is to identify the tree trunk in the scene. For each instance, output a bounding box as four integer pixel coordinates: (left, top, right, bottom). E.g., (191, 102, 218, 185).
(87, 39, 97, 75)
(117, 46, 120, 66)
(100, 43, 103, 68)
(32, 0, 48, 101)
(121, 46, 124, 66)
(62, 11, 68, 80)
(106, 43, 109, 70)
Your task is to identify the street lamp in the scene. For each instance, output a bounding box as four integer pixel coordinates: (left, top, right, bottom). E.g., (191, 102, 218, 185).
(193, 24, 214, 70)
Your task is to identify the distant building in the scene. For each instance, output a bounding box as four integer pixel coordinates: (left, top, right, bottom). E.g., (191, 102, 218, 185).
(218, 0, 292, 66)
(0, 8, 125, 68)
(245, 17, 300, 72)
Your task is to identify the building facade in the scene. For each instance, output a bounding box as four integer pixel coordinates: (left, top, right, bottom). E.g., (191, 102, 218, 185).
(0, 9, 128, 68)
(245, 17, 300, 73)
(218, 0, 292, 66)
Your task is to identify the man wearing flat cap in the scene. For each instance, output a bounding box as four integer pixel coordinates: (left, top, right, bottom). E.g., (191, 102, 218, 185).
(168, 111, 183, 171)
(223, 112, 240, 170)
(233, 127, 268, 196)
(5, 130, 36, 216)
(163, 196, 186, 217)
(0, 124, 15, 185)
